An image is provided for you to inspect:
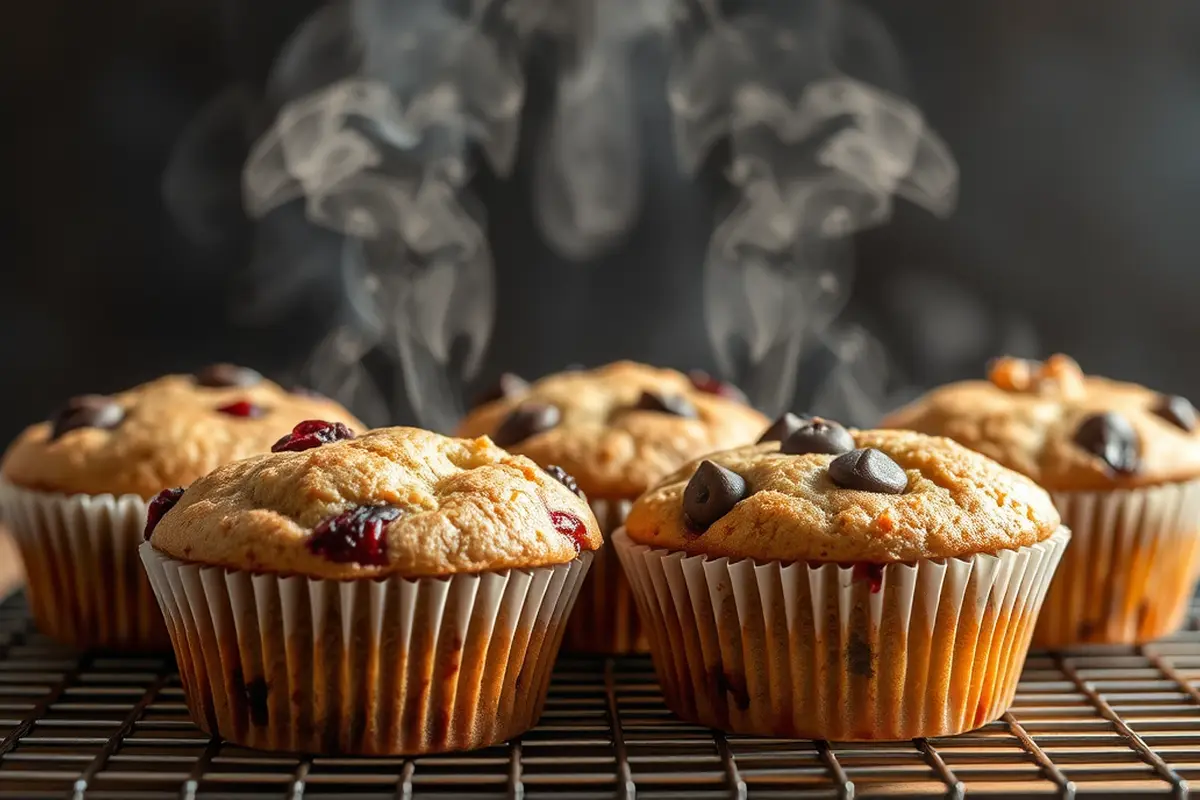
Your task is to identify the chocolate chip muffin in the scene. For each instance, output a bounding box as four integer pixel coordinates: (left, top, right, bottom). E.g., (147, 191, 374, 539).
(614, 422, 1069, 740)
(0, 365, 363, 650)
(139, 426, 600, 755)
(457, 361, 768, 653)
(884, 355, 1200, 646)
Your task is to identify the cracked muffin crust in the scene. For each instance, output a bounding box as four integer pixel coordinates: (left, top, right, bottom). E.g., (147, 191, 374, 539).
(625, 427, 1062, 563)
(1, 370, 364, 499)
(882, 355, 1200, 492)
(146, 427, 603, 580)
(456, 361, 769, 499)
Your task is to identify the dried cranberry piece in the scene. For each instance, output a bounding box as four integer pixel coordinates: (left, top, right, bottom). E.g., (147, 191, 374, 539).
(688, 370, 749, 404)
(852, 563, 885, 594)
(272, 420, 355, 453)
(217, 400, 265, 418)
(550, 510, 588, 553)
(145, 487, 185, 540)
(307, 505, 402, 566)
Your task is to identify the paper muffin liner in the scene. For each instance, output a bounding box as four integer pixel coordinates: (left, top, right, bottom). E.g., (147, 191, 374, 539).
(561, 498, 649, 653)
(613, 526, 1069, 740)
(0, 479, 169, 650)
(1033, 478, 1200, 647)
(139, 544, 592, 755)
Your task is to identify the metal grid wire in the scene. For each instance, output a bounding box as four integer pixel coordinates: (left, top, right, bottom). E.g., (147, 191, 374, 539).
(3, 593, 1200, 799)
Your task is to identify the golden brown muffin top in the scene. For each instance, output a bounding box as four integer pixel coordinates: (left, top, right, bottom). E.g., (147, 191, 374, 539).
(455, 361, 769, 500)
(1, 366, 364, 499)
(146, 427, 602, 579)
(882, 355, 1200, 492)
(625, 427, 1061, 562)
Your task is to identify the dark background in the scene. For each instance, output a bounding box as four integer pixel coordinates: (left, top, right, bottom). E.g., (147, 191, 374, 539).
(4, 1, 1199, 445)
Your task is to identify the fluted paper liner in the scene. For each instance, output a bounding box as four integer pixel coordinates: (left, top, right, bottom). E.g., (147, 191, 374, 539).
(1034, 478, 1200, 646)
(613, 527, 1069, 740)
(0, 480, 169, 650)
(140, 543, 592, 755)
(562, 498, 649, 653)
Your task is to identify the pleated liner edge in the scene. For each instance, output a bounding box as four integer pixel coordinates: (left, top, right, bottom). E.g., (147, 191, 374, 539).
(613, 526, 1069, 741)
(140, 543, 593, 755)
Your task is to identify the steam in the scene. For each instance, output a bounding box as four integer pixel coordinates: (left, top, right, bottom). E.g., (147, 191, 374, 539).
(670, 0, 960, 422)
(242, 0, 535, 431)
(533, 0, 670, 259)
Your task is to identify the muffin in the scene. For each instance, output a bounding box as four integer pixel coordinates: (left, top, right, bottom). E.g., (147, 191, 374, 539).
(139, 426, 601, 755)
(0, 365, 363, 650)
(613, 422, 1069, 740)
(884, 355, 1200, 646)
(457, 361, 768, 652)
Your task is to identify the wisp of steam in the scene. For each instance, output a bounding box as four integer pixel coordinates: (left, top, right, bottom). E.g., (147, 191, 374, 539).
(166, 0, 960, 431)
(670, 0, 959, 422)
(242, 0, 533, 432)
(532, 0, 671, 260)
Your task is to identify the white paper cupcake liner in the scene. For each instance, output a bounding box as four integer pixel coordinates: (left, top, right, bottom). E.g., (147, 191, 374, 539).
(1034, 478, 1200, 646)
(0, 479, 169, 650)
(613, 526, 1069, 741)
(562, 498, 648, 653)
(140, 544, 592, 755)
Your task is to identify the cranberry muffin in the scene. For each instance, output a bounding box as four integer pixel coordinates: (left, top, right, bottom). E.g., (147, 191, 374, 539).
(614, 421, 1068, 740)
(0, 365, 362, 650)
(139, 426, 600, 755)
(885, 355, 1200, 645)
(457, 361, 768, 652)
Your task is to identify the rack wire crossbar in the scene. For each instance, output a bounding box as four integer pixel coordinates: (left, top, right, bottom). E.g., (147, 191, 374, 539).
(2, 593, 1200, 798)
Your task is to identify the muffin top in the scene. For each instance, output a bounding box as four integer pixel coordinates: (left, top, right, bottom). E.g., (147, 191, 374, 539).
(145, 426, 603, 579)
(625, 422, 1061, 562)
(455, 361, 769, 500)
(1, 365, 364, 499)
(882, 355, 1200, 492)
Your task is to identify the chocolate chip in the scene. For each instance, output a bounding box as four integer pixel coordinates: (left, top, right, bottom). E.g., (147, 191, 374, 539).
(473, 372, 530, 407)
(493, 402, 561, 447)
(758, 412, 811, 443)
(828, 448, 908, 494)
(544, 464, 583, 498)
(50, 395, 125, 439)
(1074, 412, 1140, 474)
(195, 363, 262, 388)
(1154, 395, 1197, 432)
(635, 391, 697, 418)
(683, 460, 748, 531)
(780, 418, 855, 456)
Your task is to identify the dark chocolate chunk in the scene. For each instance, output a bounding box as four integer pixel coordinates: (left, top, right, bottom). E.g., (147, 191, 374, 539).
(683, 460, 748, 531)
(1074, 412, 1140, 474)
(51, 395, 125, 439)
(544, 464, 583, 498)
(493, 402, 561, 447)
(758, 412, 812, 443)
(635, 391, 697, 418)
(473, 372, 530, 407)
(195, 363, 262, 388)
(780, 418, 855, 456)
(828, 448, 908, 494)
(1153, 394, 1197, 432)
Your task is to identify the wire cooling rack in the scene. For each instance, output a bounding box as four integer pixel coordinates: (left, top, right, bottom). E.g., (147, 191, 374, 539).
(2, 592, 1200, 799)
